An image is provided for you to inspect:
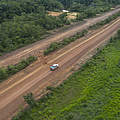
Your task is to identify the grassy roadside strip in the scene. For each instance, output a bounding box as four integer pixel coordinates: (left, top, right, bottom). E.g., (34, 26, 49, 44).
(44, 29, 88, 55)
(44, 11, 120, 56)
(89, 11, 120, 30)
(12, 30, 120, 120)
(0, 56, 37, 82)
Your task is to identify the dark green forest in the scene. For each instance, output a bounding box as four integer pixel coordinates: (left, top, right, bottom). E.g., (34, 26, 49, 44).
(0, 0, 120, 56)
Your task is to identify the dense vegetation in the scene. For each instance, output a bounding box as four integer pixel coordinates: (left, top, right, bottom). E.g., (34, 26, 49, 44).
(13, 30, 120, 120)
(0, 0, 64, 23)
(0, 56, 37, 82)
(58, 0, 120, 21)
(0, 0, 120, 56)
(0, 0, 69, 56)
(58, 0, 120, 9)
(0, 12, 69, 55)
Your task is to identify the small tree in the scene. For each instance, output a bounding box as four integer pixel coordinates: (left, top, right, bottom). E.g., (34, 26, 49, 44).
(23, 93, 37, 107)
(0, 68, 8, 81)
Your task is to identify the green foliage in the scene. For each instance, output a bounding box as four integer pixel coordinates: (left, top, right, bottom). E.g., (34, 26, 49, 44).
(0, 0, 71, 55)
(58, 0, 118, 20)
(0, 0, 64, 23)
(13, 30, 120, 120)
(0, 68, 8, 80)
(0, 12, 70, 54)
(23, 93, 37, 107)
(44, 29, 88, 55)
(58, 0, 120, 9)
(47, 86, 56, 91)
(0, 0, 119, 55)
(89, 11, 120, 30)
(0, 56, 37, 82)
(76, 5, 111, 20)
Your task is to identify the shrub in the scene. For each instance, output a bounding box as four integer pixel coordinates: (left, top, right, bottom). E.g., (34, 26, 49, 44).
(46, 86, 55, 91)
(23, 93, 37, 107)
(44, 29, 88, 55)
(0, 56, 37, 82)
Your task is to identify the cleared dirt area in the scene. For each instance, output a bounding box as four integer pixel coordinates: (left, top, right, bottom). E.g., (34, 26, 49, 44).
(48, 11, 77, 19)
(67, 12, 77, 20)
(0, 8, 120, 67)
(48, 11, 63, 16)
(0, 16, 120, 120)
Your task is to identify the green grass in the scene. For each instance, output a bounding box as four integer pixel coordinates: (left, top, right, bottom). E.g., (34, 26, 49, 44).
(44, 30, 88, 55)
(13, 31, 120, 120)
(0, 56, 37, 82)
(88, 11, 120, 30)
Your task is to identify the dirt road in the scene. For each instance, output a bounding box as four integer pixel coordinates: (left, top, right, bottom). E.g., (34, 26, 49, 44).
(0, 8, 120, 67)
(0, 16, 120, 120)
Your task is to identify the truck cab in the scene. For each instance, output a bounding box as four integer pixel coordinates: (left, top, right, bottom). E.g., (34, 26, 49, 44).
(50, 64, 59, 71)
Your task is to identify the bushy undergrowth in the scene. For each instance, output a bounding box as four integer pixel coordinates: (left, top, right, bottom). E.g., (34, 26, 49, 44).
(0, 56, 37, 82)
(13, 30, 120, 120)
(76, 5, 112, 21)
(0, 13, 70, 56)
(44, 29, 88, 55)
(89, 11, 120, 30)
